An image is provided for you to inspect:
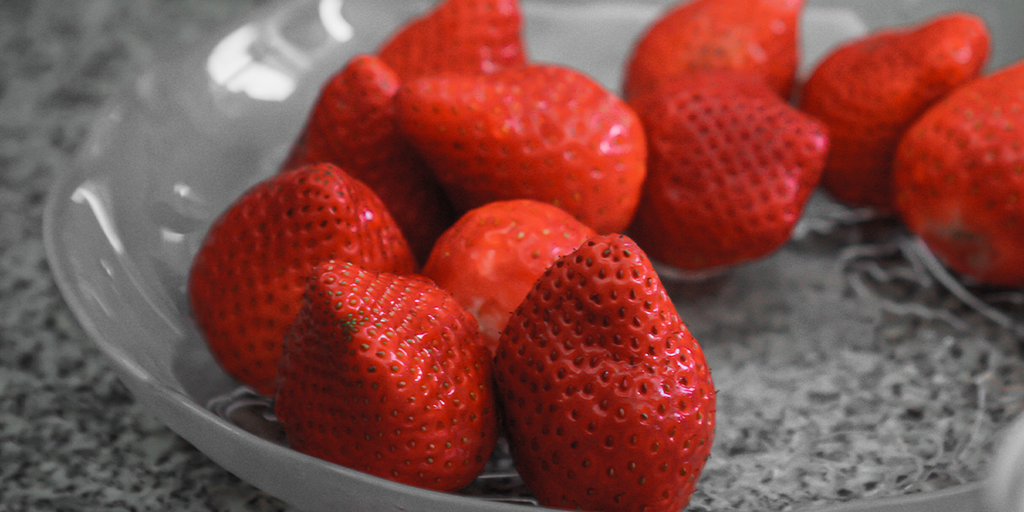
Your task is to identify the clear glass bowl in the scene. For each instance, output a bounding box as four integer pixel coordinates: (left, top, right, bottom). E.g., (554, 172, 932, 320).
(43, 1, 1024, 511)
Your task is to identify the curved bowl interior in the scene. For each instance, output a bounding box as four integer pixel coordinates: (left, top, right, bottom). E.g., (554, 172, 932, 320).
(43, 0, 1024, 511)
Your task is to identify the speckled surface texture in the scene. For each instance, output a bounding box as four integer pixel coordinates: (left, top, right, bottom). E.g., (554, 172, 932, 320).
(0, 1, 291, 510)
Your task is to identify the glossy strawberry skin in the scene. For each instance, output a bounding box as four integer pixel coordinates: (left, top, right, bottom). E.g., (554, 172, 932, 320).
(801, 13, 990, 211)
(628, 71, 828, 271)
(893, 60, 1024, 288)
(422, 199, 596, 353)
(396, 64, 648, 234)
(494, 234, 715, 512)
(275, 260, 498, 491)
(188, 164, 416, 395)
(282, 55, 458, 264)
(377, 0, 526, 82)
(623, 0, 805, 100)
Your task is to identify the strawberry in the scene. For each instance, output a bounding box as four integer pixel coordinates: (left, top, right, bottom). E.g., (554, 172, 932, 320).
(801, 12, 990, 211)
(623, 0, 805, 100)
(281, 55, 457, 263)
(395, 64, 648, 234)
(377, 0, 526, 82)
(494, 234, 715, 512)
(893, 59, 1024, 288)
(627, 71, 829, 271)
(274, 260, 498, 492)
(422, 199, 596, 353)
(188, 164, 416, 395)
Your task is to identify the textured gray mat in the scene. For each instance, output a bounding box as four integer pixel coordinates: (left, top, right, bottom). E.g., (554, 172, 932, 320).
(0, 1, 288, 510)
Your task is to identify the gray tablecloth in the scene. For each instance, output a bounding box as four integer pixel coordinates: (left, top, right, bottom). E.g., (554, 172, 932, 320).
(0, 1, 291, 510)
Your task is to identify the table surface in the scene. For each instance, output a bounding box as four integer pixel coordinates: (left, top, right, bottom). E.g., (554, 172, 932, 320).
(0, 1, 294, 510)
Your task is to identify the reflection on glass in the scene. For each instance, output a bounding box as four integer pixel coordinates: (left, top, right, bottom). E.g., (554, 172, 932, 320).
(161, 228, 186, 244)
(320, 0, 353, 42)
(205, 0, 353, 103)
(206, 24, 297, 102)
(72, 181, 125, 255)
(173, 182, 192, 198)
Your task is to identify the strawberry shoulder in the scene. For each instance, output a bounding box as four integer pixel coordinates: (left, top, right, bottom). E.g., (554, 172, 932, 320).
(396, 64, 647, 234)
(894, 60, 1024, 287)
(495, 234, 715, 512)
(188, 164, 415, 394)
(624, 0, 805, 100)
(282, 55, 457, 264)
(377, 0, 527, 82)
(422, 199, 596, 353)
(801, 12, 990, 209)
(275, 260, 498, 492)
(628, 71, 828, 271)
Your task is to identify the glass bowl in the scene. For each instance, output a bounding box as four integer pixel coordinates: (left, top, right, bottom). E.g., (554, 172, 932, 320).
(43, 0, 1024, 511)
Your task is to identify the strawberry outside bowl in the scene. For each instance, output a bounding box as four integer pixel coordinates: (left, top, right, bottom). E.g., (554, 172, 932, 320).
(41, 0, 1024, 511)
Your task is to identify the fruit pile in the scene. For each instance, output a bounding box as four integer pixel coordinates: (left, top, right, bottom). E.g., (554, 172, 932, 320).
(186, 0, 1024, 510)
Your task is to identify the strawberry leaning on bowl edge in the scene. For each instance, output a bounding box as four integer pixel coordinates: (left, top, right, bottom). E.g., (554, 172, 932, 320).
(274, 260, 498, 492)
(395, 63, 648, 234)
(494, 234, 716, 512)
(377, 0, 527, 82)
(422, 199, 596, 353)
(188, 164, 416, 395)
(627, 70, 829, 271)
(893, 59, 1024, 288)
(281, 54, 457, 264)
(623, 0, 806, 100)
(800, 12, 990, 211)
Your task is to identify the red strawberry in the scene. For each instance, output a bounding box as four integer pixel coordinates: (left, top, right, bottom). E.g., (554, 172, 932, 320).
(274, 260, 498, 492)
(627, 71, 828, 271)
(282, 55, 457, 263)
(494, 234, 715, 512)
(396, 64, 648, 234)
(422, 199, 596, 353)
(188, 164, 416, 395)
(377, 0, 526, 82)
(623, 0, 805, 100)
(893, 60, 1024, 288)
(801, 12, 990, 211)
